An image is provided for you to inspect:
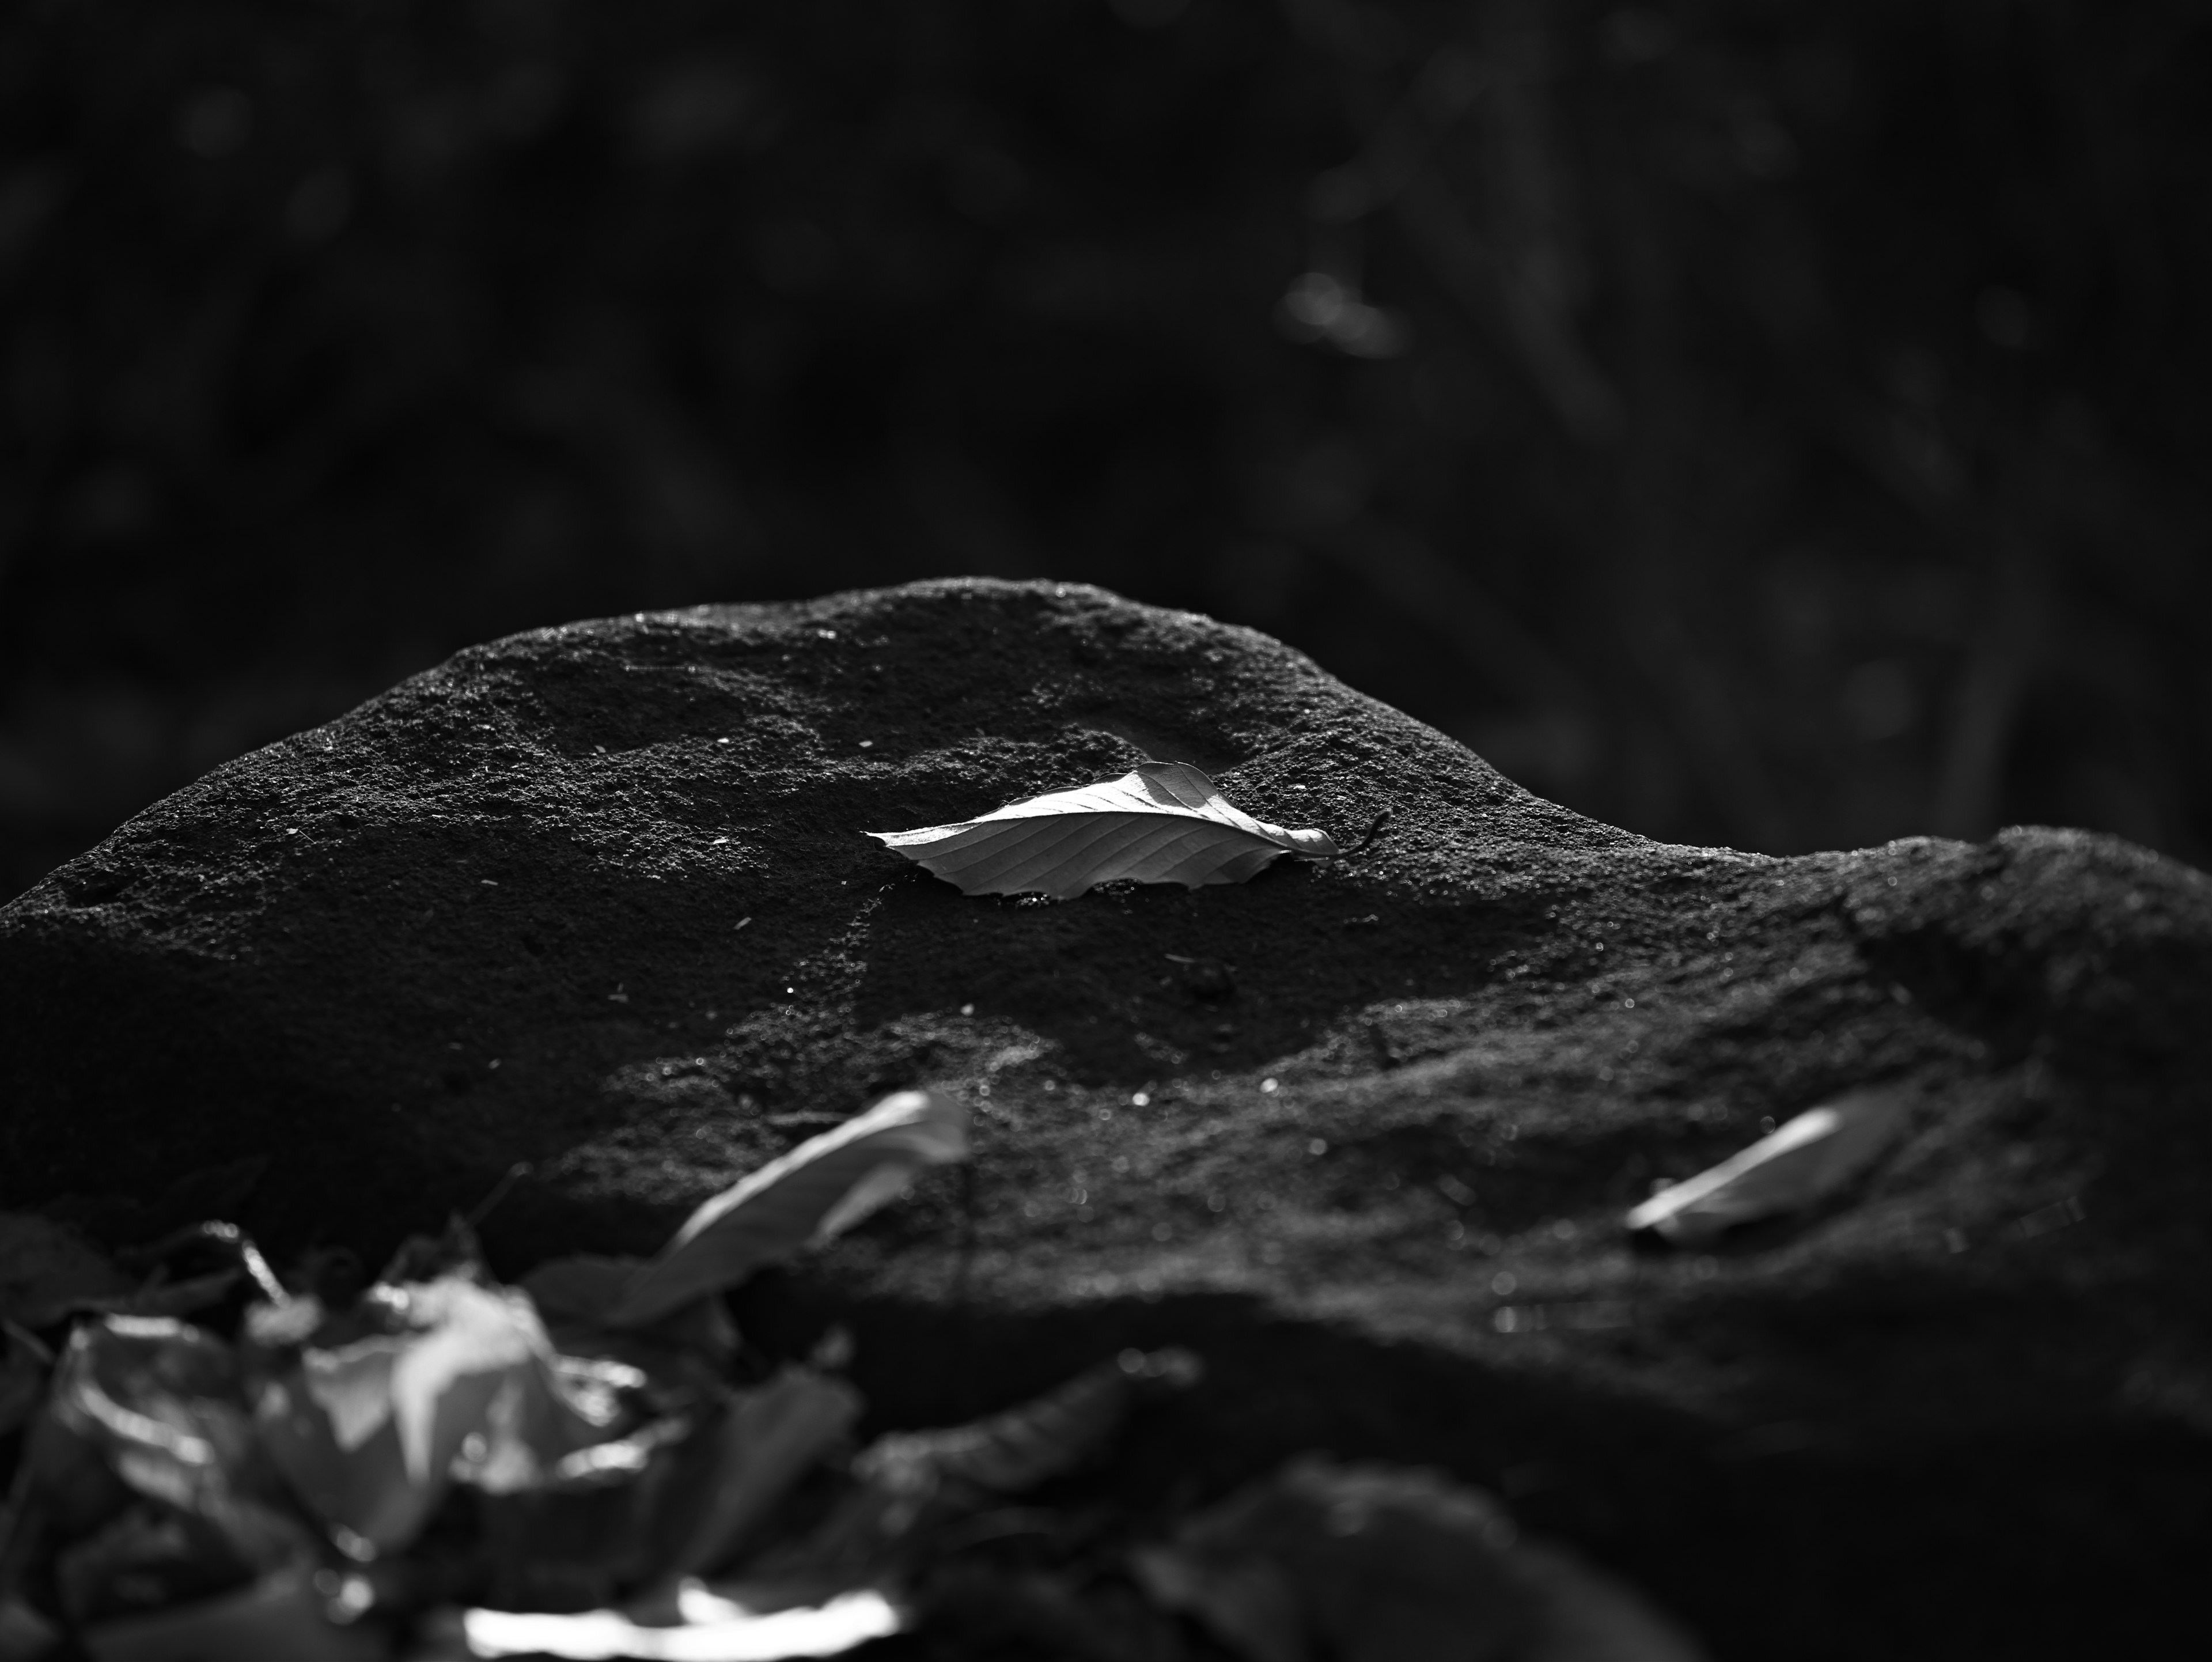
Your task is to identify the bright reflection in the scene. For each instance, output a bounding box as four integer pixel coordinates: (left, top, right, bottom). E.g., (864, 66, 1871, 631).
(460, 1587, 902, 1660)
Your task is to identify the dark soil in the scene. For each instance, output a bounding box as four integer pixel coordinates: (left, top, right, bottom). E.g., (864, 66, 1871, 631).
(3, 578, 2209, 1660)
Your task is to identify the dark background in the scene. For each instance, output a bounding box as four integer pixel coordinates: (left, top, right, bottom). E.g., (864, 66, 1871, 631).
(2, 0, 2207, 903)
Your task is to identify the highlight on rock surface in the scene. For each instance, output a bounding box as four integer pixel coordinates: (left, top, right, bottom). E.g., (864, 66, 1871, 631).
(1625, 1089, 1914, 1244)
(869, 761, 1339, 900)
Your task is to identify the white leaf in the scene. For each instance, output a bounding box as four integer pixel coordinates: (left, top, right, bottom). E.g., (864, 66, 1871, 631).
(261, 1274, 607, 1552)
(385, 1279, 551, 1485)
(869, 762, 1338, 900)
(602, 1092, 968, 1330)
(1624, 1089, 1912, 1243)
(301, 1337, 404, 1453)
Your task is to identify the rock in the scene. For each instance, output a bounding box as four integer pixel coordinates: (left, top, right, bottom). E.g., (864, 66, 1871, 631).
(3, 578, 2209, 1659)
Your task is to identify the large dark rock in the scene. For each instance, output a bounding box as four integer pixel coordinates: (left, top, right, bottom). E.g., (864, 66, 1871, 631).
(4, 579, 2209, 1659)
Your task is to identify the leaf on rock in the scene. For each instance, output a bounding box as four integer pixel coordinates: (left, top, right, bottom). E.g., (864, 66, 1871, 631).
(869, 762, 1338, 900)
(574, 1092, 968, 1331)
(1624, 1088, 1912, 1244)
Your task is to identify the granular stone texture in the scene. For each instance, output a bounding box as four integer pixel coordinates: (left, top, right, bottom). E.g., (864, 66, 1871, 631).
(3, 579, 2209, 1660)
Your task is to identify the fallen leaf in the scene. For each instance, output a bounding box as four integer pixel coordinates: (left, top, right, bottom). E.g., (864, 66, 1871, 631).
(47, 1317, 263, 1519)
(440, 1584, 903, 1660)
(663, 1368, 862, 1578)
(1624, 1088, 1913, 1243)
(741, 1350, 1200, 1602)
(532, 1092, 967, 1331)
(869, 762, 1338, 899)
(258, 1274, 611, 1552)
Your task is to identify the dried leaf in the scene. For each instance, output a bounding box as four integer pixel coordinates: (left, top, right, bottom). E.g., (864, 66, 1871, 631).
(443, 1584, 903, 1660)
(742, 1350, 1199, 1600)
(869, 762, 1338, 900)
(1624, 1089, 1912, 1243)
(545, 1092, 967, 1331)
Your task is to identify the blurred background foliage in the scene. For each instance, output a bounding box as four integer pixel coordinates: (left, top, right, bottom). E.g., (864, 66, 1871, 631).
(2, 0, 2207, 899)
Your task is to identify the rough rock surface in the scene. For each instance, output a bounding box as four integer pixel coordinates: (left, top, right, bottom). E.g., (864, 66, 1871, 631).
(3, 579, 2209, 1659)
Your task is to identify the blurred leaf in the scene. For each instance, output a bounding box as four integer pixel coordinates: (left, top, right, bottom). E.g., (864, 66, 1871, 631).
(442, 1584, 902, 1660)
(856, 1347, 1200, 1498)
(869, 763, 1338, 900)
(77, 1561, 383, 1662)
(48, 1317, 262, 1518)
(664, 1367, 861, 1580)
(0, 1593, 61, 1661)
(745, 1350, 1200, 1600)
(258, 1274, 612, 1553)
(0, 1214, 133, 1328)
(1132, 1457, 1537, 1662)
(1624, 1089, 1912, 1243)
(532, 1092, 967, 1332)
(1134, 1457, 1707, 1662)
(1509, 1542, 1708, 1662)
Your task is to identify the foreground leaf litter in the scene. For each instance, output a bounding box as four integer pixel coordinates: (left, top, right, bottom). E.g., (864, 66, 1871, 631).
(0, 1054, 1791, 1657)
(0, 761, 2020, 1660)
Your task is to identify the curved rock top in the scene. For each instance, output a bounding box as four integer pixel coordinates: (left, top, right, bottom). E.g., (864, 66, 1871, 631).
(5, 578, 2210, 1659)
